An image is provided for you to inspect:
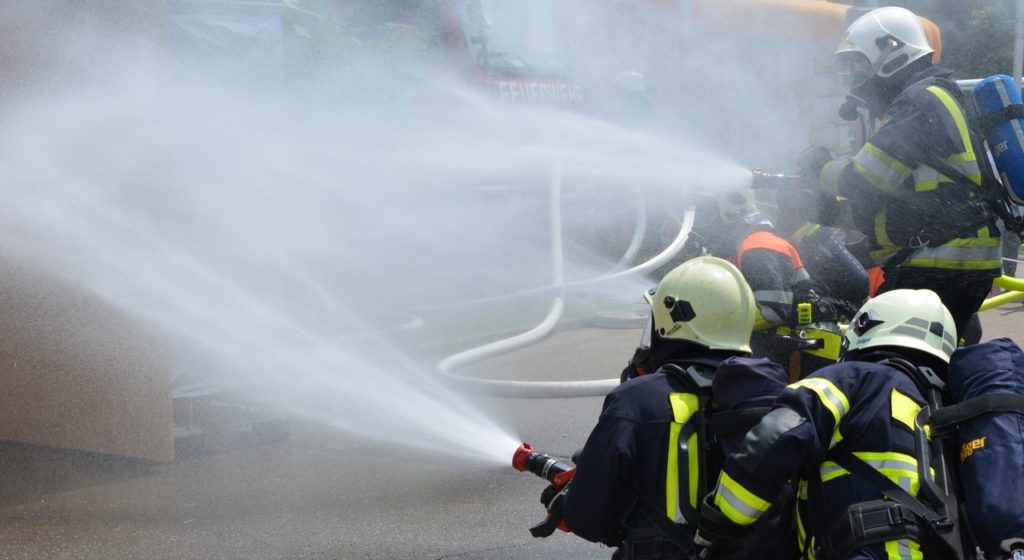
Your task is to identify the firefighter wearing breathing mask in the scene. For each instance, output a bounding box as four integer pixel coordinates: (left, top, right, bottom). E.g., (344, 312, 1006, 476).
(645, 189, 842, 380)
(806, 7, 1001, 340)
(696, 289, 959, 560)
(558, 257, 794, 560)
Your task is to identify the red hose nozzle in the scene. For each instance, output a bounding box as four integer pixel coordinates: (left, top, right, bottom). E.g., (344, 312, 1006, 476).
(512, 442, 535, 472)
(512, 442, 575, 486)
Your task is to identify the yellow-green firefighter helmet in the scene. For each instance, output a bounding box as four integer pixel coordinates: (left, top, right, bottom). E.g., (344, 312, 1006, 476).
(649, 256, 756, 353)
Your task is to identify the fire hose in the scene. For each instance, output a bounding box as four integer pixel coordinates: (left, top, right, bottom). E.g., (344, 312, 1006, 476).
(436, 161, 697, 398)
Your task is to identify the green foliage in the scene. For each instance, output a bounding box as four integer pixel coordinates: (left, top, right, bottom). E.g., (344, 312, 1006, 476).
(877, 0, 1017, 79)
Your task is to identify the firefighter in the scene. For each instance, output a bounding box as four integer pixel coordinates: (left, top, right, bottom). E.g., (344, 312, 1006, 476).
(773, 175, 869, 321)
(677, 188, 841, 378)
(695, 288, 959, 559)
(553, 256, 794, 560)
(810, 6, 1001, 338)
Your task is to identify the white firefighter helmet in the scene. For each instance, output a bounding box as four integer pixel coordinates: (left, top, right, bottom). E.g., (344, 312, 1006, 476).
(692, 188, 760, 227)
(845, 289, 957, 363)
(649, 256, 756, 353)
(834, 7, 934, 87)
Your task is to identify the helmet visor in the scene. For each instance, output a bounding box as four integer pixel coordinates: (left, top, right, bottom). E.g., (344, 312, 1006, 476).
(833, 52, 873, 88)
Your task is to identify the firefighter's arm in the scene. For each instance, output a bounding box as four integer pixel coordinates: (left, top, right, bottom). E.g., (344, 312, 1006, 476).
(739, 249, 798, 328)
(561, 399, 637, 546)
(698, 372, 852, 544)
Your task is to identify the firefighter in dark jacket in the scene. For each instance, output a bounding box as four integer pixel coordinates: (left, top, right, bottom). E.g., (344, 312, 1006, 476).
(679, 188, 840, 378)
(556, 256, 792, 559)
(695, 288, 959, 560)
(811, 6, 1001, 338)
(774, 181, 869, 321)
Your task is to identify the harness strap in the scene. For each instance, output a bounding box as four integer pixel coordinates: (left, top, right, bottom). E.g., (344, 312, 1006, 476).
(929, 392, 1024, 431)
(978, 103, 1024, 134)
(630, 489, 696, 555)
(829, 449, 944, 525)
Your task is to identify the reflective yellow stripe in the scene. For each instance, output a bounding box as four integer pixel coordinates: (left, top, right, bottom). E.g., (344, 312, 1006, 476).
(913, 165, 942, 192)
(714, 471, 770, 525)
(926, 86, 976, 169)
(666, 393, 698, 523)
(788, 378, 850, 429)
(905, 236, 1002, 269)
(791, 222, 821, 245)
(820, 158, 849, 196)
(853, 143, 912, 195)
(886, 537, 924, 560)
(819, 451, 921, 495)
(891, 389, 921, 431)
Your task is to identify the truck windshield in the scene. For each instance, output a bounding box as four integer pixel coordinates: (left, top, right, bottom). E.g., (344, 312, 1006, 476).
(450, 0, 572, 79)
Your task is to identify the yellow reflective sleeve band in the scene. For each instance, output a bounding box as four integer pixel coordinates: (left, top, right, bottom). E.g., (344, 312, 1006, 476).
(787, 377, 850, 428)
(819, 451, 921, 495)
(791, 222, 821, 245)
(819, 159, 848, 196)
(666, 393, 699, 523)
(853, 143, 911, 195)
(714, 471, 770, 525)
(886, 537, 924, 560)
(891, 388, 922, 431)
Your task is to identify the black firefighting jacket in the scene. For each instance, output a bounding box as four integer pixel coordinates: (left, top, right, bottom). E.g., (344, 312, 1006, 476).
(710, 360, 935, 559)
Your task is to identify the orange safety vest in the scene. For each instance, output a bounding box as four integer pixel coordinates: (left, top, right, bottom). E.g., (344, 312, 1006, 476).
(735, 230, 804, 270)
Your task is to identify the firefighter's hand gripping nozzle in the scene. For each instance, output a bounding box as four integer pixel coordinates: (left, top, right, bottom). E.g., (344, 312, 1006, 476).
(512, 443, 576, 538)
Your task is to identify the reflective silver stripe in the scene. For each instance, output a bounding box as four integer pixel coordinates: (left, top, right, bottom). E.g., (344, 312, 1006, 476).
(907, 244, 1001, 263)
(905, 317, 929, 329)
(753, 289, 794, 304)
(954, 157, 981, 178)
(790, 378, 850, 429)
(759, 307, 785, 325)
(819, 456, 918, 481)
(854, 146, 910, 194)
(913, 166, 941, 190)
(891, 325, 928, 338)
(894, 539, 917, 560)
(715, 482, 765, 521)
(820, 158, 848, 195)
(792, 267, 811, 283)
(816, 383, 849, 420)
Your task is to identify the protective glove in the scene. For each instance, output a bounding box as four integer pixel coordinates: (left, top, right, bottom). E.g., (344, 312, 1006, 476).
(531, 483, 570, 537)
(694, 492, 753, 557)
(540, 483, 563, 508)
(796, 145, 832, 187)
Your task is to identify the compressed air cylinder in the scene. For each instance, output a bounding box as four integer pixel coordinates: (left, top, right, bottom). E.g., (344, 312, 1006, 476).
(947, 338, 1024, 558)
(973, 74, 1024, 204)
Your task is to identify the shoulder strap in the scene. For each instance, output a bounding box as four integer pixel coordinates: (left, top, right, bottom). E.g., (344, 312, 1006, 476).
(658, 362, 714, 392)
(929, 392, 1024, 431)
(630, 490, 696, 554)
(875, 356, 946, 396)
(978, 103, 1024, 134)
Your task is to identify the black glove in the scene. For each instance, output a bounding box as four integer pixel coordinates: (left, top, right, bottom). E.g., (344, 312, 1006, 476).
(530, 484, 569, 538)
(540, 484, 563, 508)
(694, 492, 753, 557)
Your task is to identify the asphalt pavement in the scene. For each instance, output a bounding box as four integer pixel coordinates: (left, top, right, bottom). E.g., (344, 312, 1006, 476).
(0, 306, 1020, 560)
